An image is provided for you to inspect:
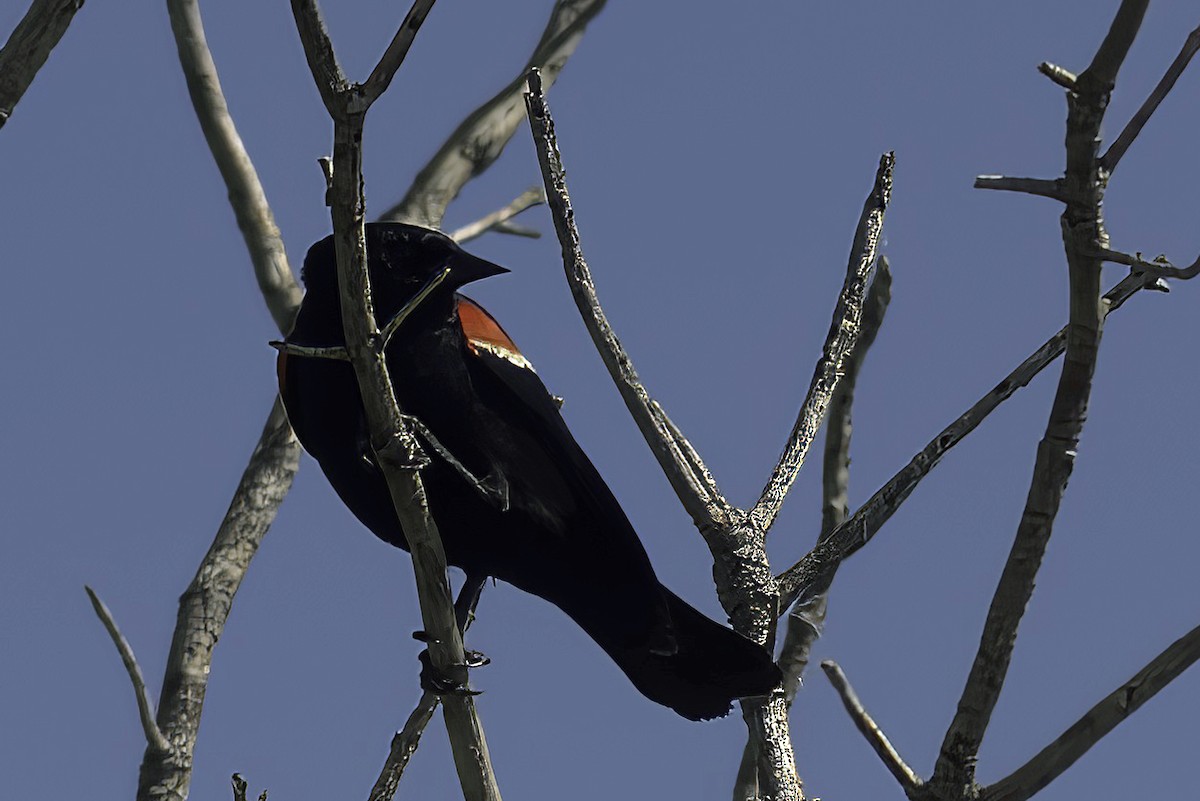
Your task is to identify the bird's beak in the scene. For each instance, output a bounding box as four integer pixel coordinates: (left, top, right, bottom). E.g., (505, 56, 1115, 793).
(451, 253, 510, 285)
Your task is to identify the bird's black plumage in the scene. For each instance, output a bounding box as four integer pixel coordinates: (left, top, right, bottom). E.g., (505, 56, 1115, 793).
(278, 223, 780, 720)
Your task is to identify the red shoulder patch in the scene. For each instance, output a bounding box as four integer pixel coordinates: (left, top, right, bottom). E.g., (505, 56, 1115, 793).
(456, 295, 533, 371)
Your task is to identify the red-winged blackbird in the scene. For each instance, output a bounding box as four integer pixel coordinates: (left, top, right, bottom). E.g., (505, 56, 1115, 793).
(278, 223, 780, 720)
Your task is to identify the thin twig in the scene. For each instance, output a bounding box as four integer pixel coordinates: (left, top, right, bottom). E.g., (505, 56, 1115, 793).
(369, 692, 440, 801)
(931, 3, 1149, 793)
(166, 0, 302, 332)
(1038, 62, 1077, 90)
(0, 0, 84, 129)
(269, 340, 350, 361)
(85, 586, 171, 754)
(1101, 24, 1200, 172)
(380, 267, 451, 347)
(821, 661, 922, 795)
(775, 269, 1154, 611)
(138, 397, 301, 801)
(449, 187, 545, 244)
(983, 623, 1200, 801)
(289, 2, 502, 798)
(380, 0, 607, 227)
(1095, 248, 1200, 281)
(361, 0, 437, 105)
(974, 176, 1066, 202)
(750, 152, 894, 535)
(523, 66, 729, 532)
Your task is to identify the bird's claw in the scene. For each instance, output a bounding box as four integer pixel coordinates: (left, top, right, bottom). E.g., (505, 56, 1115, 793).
(418, 649, 489, 696)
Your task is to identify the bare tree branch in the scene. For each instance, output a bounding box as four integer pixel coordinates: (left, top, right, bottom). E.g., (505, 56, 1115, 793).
(0, 0, 83, 129)
(289, 2, 502, 799)
(1038, 62, 1077, 90)
(750, 153, 894, 535)
(1095, 247, 1200, 281)
(369, 692, 440, 801)
(449, 186, 545, 244)
(84, 586, 171, 754)
(166, 0, 302, 332)
(931, 3, 1149, 793)
(777, 258, 891, 707)
(775, 269, 1156, 612)
(523, 66, 730, 532)
(982, 623, 1200, 801)
(821, 661, 922, 796)
(138, 397, 301, 801)
(380, 0, 607, 228)
(974, 176, 1066, 201)
(361, 1, 437, 105)
(1101, 23, 1200, 172)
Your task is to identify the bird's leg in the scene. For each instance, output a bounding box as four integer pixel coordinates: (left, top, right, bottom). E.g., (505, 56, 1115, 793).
(399, 414, 510, 511)
(415, 573, 491, 696)
(455, 573, 487, 633)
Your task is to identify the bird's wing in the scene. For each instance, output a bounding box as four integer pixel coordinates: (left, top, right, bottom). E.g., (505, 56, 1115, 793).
(454, 295, 651, 544)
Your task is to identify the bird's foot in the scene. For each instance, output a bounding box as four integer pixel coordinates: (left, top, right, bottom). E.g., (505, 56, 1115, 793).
(398, 414, 510, 511)
(417, 649, 491, 696)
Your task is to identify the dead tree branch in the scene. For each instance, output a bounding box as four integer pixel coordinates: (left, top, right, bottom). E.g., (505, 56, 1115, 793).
(449, 186, 544, 244)
(0, 0, 83, 129)
(137, 397, 301, 801)
(1101, 24, 1200, 172)
(930, 3, 1149, 794)
(821, 660, 922, 796)
(166, 0, 302, 332)
(982, 623, 1200, 801)
(776, 258, 892, 706)
(750, 153, 894, 535)
(775, 269, 1157, 611)
(380, 0, 607, 228)
(523, 66, 730, 532)
(289, 2, 501, 799)
(85, 586, 171, 755)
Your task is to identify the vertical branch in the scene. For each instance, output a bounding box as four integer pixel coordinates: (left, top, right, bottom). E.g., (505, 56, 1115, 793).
(930, 2, 1149, 794)
(288, 2, 501, 799)
(0, 0, 84, 129)
(778, 259, 891, 704)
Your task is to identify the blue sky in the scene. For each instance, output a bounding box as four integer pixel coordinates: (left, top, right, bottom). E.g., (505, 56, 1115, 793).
(2, 2, 1198, 799)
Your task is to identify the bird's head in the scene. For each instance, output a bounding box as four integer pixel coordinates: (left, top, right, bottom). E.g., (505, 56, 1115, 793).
(296, 223, 509, 335)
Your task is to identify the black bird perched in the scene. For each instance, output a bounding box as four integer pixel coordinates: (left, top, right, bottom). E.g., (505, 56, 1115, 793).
(278, 223, 780, 720)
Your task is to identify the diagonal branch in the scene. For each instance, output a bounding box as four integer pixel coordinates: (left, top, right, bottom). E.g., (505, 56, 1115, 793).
(361, 1, 437, 105)
(138, 396, 301, 801)
(289, 2, 501, 799)
(983, 623, 1200, 801)
(166, 0, 302, 332)
(821, 660, 922, 796)
(381, 0, 607, 228)
(931, 3, 1148, 792)
(523, 67, 730, 531)
(750, 152, 894, 535)
(85, 586, 171, 755)
(449, 186, 545, 244)
(775, 269, 1157, 611)
(1101, 23, 1200, 172)
(0, 0, 83, 130)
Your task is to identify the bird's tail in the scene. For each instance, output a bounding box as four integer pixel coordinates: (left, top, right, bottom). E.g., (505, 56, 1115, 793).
(578, 586, 781, 721)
